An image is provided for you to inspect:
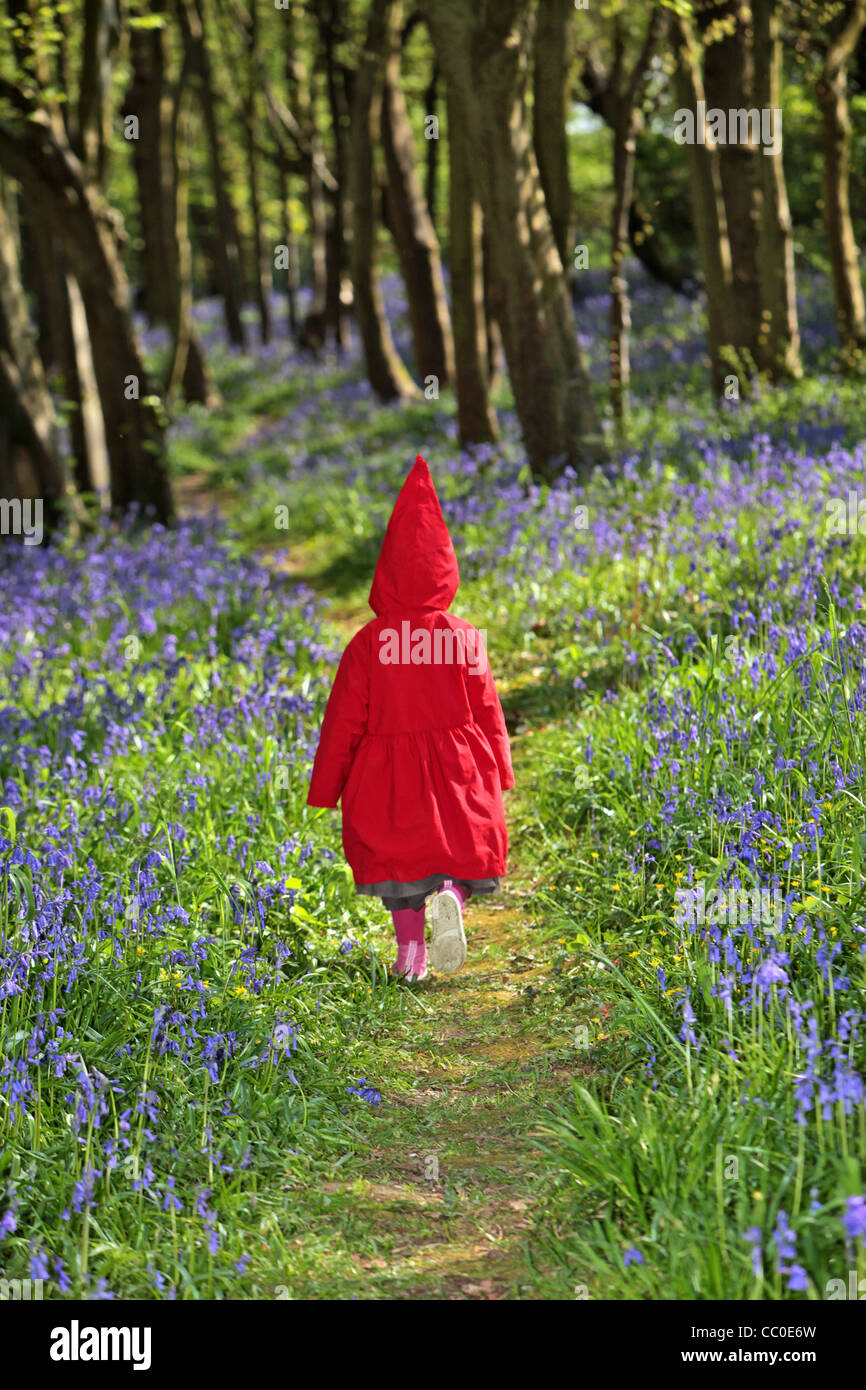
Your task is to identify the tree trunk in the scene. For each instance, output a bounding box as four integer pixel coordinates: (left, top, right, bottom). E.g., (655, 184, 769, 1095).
(277, 158, 298, 338)
(10, 139, 113, 506)
(696, 0, 762, 376)
(304, 148, 329, 335)
(65, 268, 112, 505)
(126, 21, 172, 323)
(284, 0, 326, 340)
(532, 0, 572, 270)
(752, 0, 801, 379)
(0, 191, 67, 527)
(241, 0, 271, 345)
(242, 103, 271, 348)
(166, 68, 214, 406)
(422, 7, 496, 445)
(382, 2, 454, 386)
(672, 14, 735, 395)
(319, 1, 353, 350)
(817, 0, 866, 366)
(178, 0, 246, 348)
(51, 267, 94, 497)
(349, 0, 418, 400)
(423, 58, 439, 227)
(18, 189, 62, 372)
(77, 0, 119, 183)
(610, 128, 633, 430)
(481, 223, 504, 394)
(578, 42, 698, 298)
(0, 114, 173, 521)
(127, 11, 212, 404)
(609, 10, 664, 431)
(429, 0, 605, 479)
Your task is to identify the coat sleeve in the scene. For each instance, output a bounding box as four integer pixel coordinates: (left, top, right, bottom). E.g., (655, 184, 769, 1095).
(307, 633, 370, 808)
(465, 633, 514, 791)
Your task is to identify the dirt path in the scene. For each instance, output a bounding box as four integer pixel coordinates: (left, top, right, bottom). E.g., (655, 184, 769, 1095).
(287, 881, 582, 1300)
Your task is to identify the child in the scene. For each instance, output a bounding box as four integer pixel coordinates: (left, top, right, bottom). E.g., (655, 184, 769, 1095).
(307, 455, 514, 980)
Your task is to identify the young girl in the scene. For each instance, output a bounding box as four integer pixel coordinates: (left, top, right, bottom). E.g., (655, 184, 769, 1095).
(307, 455, 514, 980)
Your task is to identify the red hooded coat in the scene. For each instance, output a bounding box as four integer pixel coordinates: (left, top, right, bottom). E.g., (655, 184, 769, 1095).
(307, 455, 513, 885)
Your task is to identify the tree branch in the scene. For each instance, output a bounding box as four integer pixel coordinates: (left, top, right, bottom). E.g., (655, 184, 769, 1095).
(824, 0, 866, 79)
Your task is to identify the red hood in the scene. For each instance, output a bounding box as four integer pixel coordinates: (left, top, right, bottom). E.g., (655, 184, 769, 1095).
(369, 455, 459, 615)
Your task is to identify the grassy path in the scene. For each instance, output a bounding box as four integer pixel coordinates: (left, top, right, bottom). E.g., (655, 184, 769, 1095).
(290, 880, 583, 1299)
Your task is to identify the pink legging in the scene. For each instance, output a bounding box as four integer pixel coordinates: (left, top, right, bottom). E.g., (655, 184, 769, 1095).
(391, 904, 426, 944)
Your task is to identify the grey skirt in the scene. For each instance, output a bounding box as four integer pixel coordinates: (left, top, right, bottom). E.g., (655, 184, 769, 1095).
(357, 872, 501, 913)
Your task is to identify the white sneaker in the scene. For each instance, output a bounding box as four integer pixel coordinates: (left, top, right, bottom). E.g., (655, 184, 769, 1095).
(428, 882, 467, 975)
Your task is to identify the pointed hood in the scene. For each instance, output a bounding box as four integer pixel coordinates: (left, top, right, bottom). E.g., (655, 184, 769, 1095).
(369, 455, 459, 616)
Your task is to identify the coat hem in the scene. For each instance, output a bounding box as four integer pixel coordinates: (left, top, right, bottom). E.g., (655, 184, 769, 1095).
(351, 864, 507, 886)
